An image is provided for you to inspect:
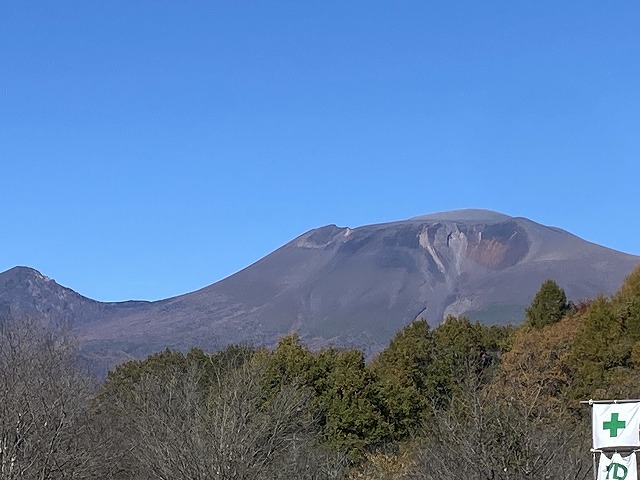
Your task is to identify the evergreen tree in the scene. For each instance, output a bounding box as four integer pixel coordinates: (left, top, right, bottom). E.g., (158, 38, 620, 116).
(432, 316, 510, 395)
(525, 279, 572, 329)
(312, 348, 389, 455)
(370, 319, 442, 439)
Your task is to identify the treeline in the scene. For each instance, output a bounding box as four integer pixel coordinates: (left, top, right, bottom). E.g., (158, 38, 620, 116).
(1, 265, 640, 479)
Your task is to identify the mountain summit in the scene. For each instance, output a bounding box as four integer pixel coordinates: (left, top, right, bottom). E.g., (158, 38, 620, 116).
(1, 210, 638, 365)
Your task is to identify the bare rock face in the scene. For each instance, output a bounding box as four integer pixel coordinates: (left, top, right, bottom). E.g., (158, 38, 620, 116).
(1, 209, 638, 366)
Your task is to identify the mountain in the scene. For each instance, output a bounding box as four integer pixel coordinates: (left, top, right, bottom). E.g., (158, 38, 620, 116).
(1, 209, 638, 366)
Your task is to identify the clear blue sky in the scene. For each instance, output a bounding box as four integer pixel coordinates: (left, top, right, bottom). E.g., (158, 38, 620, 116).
(2, 2, 639, 301)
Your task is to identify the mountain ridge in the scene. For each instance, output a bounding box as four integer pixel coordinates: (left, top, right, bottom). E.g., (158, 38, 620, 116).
(1, 210, 638, 369)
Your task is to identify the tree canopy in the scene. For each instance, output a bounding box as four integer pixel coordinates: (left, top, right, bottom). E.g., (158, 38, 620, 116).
(5, 266, 640, 478)
(525, 279, 572, 329)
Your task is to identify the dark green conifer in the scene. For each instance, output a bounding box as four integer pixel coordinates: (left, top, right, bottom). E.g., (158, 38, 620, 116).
(525, 279, 572, 329)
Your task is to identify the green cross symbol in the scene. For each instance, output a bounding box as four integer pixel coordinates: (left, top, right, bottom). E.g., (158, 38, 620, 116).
(603, 413, 626, 437)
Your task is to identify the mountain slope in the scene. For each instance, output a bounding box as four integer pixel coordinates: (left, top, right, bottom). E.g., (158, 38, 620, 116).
(2, 209, 638, 363)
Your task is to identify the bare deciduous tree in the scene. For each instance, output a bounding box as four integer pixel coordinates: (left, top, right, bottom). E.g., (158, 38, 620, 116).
(0, 317, 99, 479)
(103, 353, 348, 479)
(405, 372, 592, 480)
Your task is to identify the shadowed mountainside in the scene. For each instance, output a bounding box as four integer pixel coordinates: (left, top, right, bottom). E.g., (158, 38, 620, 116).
(1, 209, 638, 367)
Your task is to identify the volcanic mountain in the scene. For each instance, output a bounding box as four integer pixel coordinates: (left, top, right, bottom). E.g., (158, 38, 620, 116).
(1, 209, 638, 367)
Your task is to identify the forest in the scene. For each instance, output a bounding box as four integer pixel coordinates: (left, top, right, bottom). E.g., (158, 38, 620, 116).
(2, 265, 640, 479)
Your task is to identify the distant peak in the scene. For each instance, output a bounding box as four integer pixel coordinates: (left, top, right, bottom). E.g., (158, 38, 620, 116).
(2, 266, 46, 279)
(410, 209, 513, 224)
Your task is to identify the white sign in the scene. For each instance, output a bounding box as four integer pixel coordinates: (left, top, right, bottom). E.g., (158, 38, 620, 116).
(593, 403, 640, 449)
(597, 452, 638, 480)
